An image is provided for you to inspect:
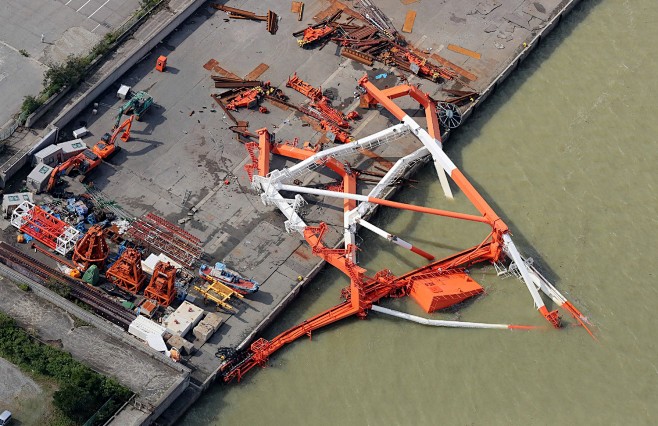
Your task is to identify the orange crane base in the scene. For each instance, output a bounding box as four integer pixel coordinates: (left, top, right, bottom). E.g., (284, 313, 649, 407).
(106, 248, 146, 294)
(143, 262, 177, 307)
(72, 225, 109, 271)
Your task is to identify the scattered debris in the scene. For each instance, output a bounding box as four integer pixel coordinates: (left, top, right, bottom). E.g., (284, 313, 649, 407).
(211, 76, 262, 89)
(211, 4, 279, 34)
(447, 44, 482, 59)
(431, 53, 478, 81)
(291, 1, 304, 21)
(402, 10, 416, 33)
(244, 63, 270, 81)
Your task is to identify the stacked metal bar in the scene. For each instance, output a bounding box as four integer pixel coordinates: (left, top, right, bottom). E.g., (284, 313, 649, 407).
(212, 76, 263, 88)
(126, 213, 202, 268)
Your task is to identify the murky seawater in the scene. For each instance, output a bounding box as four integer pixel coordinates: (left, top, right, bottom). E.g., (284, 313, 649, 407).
(184, 1, 658, 424)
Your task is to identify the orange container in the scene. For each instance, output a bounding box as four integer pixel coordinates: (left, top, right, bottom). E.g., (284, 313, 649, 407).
(156, 55, 167, 72)
(410, 271, 484, 313)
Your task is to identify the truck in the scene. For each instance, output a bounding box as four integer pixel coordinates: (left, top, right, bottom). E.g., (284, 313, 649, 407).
(0, 410, 12, 425)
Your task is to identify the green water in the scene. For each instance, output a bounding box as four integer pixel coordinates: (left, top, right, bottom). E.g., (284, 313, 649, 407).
(184, 1, 658, 424)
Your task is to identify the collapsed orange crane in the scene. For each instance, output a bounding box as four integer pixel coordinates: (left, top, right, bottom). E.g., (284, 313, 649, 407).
(226, 85, 268, 111)
(72, 225, 109, 271)
(220, 75, 593, 383)
(404, 51, 456, 82)
(286, 73, 322, 101)
(143, 261, 177, 307)
(298, 25, 335, 46)
(286, 73, 353, 129)
(106, 248, 146, 294)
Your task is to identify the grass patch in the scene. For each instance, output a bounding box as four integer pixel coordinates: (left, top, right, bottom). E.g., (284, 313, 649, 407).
(0, 312, 132, 425)
(16, 282, 31, 292)
(72, 316, 91, 328)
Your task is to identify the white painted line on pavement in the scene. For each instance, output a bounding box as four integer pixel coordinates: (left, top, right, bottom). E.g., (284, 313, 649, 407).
(88, 0, 111, 19)
(77, 0, 92, 12)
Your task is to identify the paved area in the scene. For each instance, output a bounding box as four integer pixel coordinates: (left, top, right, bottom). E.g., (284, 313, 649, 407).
(0, 0, 576, 422)
(0, 356, 42, 405)
(0, 358, 43, 411)
(0, 357, 49, 426)
(0, 0, 142, 131)
(0, 277, 184, 406)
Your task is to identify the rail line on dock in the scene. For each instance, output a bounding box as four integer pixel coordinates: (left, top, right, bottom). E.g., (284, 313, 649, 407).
(0, 242, 135, 329)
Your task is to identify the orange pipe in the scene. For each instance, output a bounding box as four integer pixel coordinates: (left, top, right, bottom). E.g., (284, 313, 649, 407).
(343, 174, 357, 212)
(256, 128, 270, 176)
(410, 245, 435, 260)
(271, 144, 346, 176)
(367, 196, 489, 224)
(379, 85, 412, 100)
(449, 170, 504, 228)
(424, 101, 442, 142)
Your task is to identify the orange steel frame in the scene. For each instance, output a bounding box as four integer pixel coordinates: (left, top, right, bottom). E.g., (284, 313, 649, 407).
(72, 224, 109, 271)
(143, 262, 177, 307)
(106, 248, 146, 294)
(220, 76, 589, 383)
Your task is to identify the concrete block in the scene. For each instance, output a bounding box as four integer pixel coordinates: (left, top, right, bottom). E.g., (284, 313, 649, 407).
(72, 127, 88, 138)
(118, 84, 131, 99)
(200, 312, 223, 332)
(166, 334, 194, 355)
(192, 323, 214, 344)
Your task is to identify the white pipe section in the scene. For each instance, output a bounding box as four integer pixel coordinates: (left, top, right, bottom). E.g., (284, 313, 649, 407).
(401, 116, 457, 176)
(502, 233, 546, 309)
(343, 209, 357, 262)
(371, 305, 511, 329)
(435, 160, 454, 199)
(401, 115, 456, 199)
(527, 265, 568, 306)
(279, 184, 368, 201)
(356, 146, 429, 218)
(357, 219, 413, 249)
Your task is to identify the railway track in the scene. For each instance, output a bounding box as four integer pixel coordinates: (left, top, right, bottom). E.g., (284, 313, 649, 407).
(0, 242, 135, 329)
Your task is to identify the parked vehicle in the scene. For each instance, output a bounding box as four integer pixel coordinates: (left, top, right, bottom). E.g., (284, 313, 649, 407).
(0, 410, 12, 425)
